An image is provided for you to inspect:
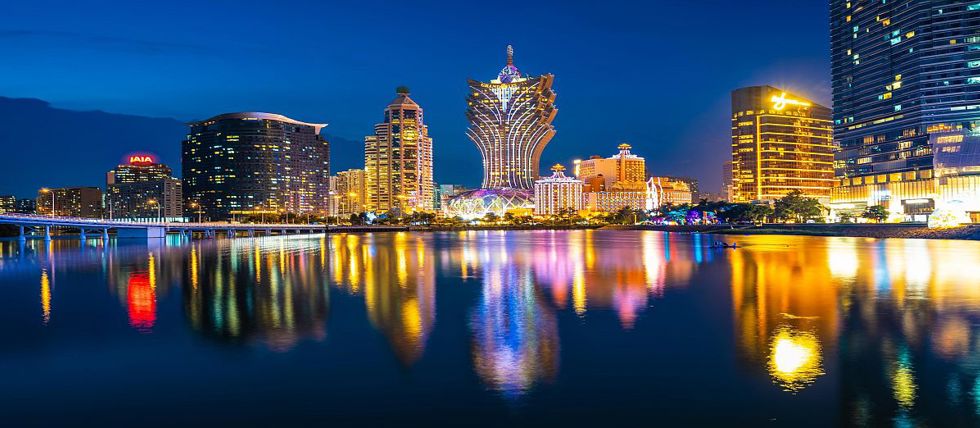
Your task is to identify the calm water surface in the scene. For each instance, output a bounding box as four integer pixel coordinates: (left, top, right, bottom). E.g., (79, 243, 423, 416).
(2, 230, 980, 426)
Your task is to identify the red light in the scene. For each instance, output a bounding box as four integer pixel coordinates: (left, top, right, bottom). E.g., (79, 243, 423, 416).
(127, 272, 156, 332)
(128, 155, 155, 165)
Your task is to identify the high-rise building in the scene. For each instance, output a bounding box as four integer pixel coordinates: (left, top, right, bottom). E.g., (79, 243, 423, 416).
(106, 154, 183, 220)
(534, 164, 583, 215)
(182, 112, 329, 220)
(465, 45, 557, 189)
(14, 199, 36, 214)
(722, 161, 734, 202)
(731, 86, 834, 204)
(336, 169, 367, 216)
(364, 87, 434, 214)
(0, 195, 14, 213)
(579, 143, 651, 212)
(578, 144, 647, 192)
(446, 45, 556, 219)
(830, 1, 980, 222)
(36, 187, 103, 218)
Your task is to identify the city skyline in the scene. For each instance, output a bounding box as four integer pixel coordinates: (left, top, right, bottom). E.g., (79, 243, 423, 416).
(0, 1, 832, 197)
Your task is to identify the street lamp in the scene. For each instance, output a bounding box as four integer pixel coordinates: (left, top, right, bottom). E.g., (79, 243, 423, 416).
(189, 202, 203, 223)
(147, 198, 161, 222)
(40, 188, 54, 217)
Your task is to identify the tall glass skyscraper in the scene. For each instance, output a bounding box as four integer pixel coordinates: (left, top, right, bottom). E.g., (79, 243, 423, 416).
(182, 112, 329, 220)
(364, 87, 434, 213)
(830, 1, 980, 221)
(466, 45, 557, 189)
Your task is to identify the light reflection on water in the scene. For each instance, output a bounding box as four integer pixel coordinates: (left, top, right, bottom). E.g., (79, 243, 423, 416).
(2, 231, 980, 425)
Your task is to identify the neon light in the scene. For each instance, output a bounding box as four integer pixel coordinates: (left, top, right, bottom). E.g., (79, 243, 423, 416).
(771, 93, 812, 110)
(128, 155, 155, 165)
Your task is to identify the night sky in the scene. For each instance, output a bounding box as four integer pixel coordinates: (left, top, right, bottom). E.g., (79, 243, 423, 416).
(0, 0, 831, 197)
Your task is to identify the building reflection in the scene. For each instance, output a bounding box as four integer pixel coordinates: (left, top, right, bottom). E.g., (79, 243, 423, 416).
(469, 251, 560, 396)
(729, 236, 839, 393)
(330, 233, 437, 365)
(183, 238, 330, 351)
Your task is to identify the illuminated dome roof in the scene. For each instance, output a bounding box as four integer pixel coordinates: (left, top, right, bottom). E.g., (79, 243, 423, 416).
(497, 45, 522, 83)
(445, 188, 534, 220)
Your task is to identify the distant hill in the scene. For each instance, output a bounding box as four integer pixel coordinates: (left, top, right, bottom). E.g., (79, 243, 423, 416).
(0, 97, 187, 198)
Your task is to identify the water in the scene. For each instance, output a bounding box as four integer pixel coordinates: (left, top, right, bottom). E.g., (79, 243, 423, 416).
(2, 230, 980, 427)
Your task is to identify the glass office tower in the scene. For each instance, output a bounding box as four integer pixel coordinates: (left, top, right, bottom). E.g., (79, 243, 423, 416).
(830, 1, 980, 221)
(182, 112, 329, 220)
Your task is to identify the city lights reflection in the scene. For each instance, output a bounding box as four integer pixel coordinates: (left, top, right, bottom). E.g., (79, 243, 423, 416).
(768, 325, 824, 392)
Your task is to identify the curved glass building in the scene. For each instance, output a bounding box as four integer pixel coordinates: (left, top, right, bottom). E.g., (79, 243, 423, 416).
(465, 45, 557, 189)
(182, 112, 329, 220)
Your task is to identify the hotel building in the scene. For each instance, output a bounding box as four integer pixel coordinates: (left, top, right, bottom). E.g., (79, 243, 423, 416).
(182, 112, 329, 220)
(649, 176, 694, 206)
(36, 187, 103, 218)
(106, 154, 183, 220)
(579, 144, 651, 212)
(731, 86, 834, 204)
(446, 45, 556, 219)
(335, 168, 367, 216)
(830, 1, 980, 222)
(533, 164, 583, 215)
(465, 45, 557, 189)
(365, 87, 434, 214)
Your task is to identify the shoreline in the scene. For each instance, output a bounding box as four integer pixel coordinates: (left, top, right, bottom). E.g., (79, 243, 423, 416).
(611, 224, 980, 241)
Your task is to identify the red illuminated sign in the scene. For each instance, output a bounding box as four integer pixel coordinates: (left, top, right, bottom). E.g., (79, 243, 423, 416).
(128, 155, 155, 165)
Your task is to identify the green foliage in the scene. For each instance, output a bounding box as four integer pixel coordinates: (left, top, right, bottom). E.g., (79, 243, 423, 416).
(861, 205, 889, 223)
(772, 190, 826, 223)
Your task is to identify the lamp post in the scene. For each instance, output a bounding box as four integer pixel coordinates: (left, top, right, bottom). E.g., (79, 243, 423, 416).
(189, 202, 202, 223)
(40, 188, 54, 217)
(147, 198, 161, 222)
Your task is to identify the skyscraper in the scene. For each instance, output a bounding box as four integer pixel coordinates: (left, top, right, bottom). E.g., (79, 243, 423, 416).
(534, 164, 583, 215)
(106, 154, 183, 220)
(182, 112, 329, 220)
(731, 86, 834, 204)
(336, 169, 367, 216)
(722, 161, 734, 202)
(364, 87, 434, 214)
(830, 1, 980, 222)
(446, 45, 557, 219)
(466, 45, 557, 189)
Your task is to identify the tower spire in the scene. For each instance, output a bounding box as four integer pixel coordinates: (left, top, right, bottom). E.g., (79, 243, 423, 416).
(506, 44, 514, 66)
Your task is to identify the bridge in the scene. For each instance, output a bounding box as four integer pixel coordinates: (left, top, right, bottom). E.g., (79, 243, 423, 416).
(0, 214, 329, 241)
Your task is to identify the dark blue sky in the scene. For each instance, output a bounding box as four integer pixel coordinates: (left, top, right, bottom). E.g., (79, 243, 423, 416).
(0, 0, 831, 194)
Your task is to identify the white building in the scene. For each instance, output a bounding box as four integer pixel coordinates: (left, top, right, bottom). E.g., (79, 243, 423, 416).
(533, 164, 583, 215)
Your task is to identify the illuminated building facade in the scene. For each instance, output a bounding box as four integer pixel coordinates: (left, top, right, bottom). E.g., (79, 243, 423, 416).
(182, 112, 329, 220)
(434, 184, 468, 211)
(14, 198, 36, 214)
(364, 87, 434, 214)
(649, 176, 694, 206)
(106, 154, 183, 220)
(36, 187, 103, 217)
(722, 161, 734, 201)
(830, 1, 980, 222)
(465, 45, 557, 189)
(578, 144, 651, 212)
(335, 169, 366, 216)
(0, 195, 14, 213)
(578, 144, 647, 192)
(731, 86, 834, 204)
(533, 164, 583, 215)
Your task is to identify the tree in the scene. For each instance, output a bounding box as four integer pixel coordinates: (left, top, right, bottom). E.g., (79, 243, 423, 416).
(482, 212, 499, 223)
(773, 190, 826, 223)
(862, 205, 888, 223)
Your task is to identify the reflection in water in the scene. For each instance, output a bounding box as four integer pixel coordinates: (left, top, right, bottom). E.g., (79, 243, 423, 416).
(183, 237, 330, 351)
(768, 324, 823, 392)
(470, 255, 560, 396)
(331, 233, 437, 365)
(8, 231, 980, 425)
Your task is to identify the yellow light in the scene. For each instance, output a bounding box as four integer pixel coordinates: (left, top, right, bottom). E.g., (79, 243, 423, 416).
(770, 93, 812, 111)
(768, 326, 824, 392)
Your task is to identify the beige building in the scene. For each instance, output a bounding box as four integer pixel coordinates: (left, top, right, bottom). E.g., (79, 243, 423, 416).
(649, 176, 693, 207)
(336, 169, 366, 216)
(533, 164, 583, 215)
(365, 87, 434, 214)
(578, 143, 646, 192)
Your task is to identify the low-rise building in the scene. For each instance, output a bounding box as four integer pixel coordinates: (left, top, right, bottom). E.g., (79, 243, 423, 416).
(533, 164, 583, 215)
